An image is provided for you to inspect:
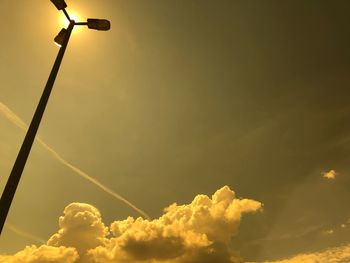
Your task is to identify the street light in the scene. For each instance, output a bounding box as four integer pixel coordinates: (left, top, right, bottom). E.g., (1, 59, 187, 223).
(0, 1, 111, 235)
(87, 19, 111, 31)
(51, 0, 67, 10)
(54, 28, 68, 46)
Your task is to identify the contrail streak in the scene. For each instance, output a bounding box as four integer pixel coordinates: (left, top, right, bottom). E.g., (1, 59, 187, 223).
(0, 103, 27, 130)
(5, 223, 45, 244)
(0, 102, 150, 219)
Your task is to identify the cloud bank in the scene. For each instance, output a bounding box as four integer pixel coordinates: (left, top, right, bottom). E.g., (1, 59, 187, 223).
(0, 186, 263, 263)
(0, 246, 79, 263)
(265, 243, 350, 263)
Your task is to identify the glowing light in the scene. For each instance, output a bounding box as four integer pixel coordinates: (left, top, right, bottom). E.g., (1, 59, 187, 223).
(60, 11, 84, 33)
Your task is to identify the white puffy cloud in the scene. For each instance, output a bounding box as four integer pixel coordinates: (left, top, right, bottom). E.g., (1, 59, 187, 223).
(47, 203, 109, 262)
(88, 186, 262, 263)
(322, 170, 336, 179)
(1, 186, 262, 263)
(265, 243, 350, 263)
(0, 245, 79, 263)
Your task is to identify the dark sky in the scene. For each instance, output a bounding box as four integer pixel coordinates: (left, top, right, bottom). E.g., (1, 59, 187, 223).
(0, 1, 350, 262)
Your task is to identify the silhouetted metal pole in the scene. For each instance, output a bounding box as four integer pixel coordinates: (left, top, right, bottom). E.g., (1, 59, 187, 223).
(0, 22, 74, 235)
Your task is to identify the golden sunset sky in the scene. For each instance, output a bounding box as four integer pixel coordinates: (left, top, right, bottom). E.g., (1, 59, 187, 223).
(0, 1, 350, 262)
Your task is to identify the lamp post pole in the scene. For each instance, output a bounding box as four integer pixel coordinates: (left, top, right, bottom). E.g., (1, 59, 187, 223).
(0, 0, 110, 235)
(0, 22, 74, 235)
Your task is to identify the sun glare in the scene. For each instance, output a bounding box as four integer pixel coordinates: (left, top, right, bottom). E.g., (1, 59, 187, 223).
(60, 11, 84, 33)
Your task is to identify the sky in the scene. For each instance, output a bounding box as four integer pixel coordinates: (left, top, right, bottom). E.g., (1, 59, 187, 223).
(0, 0, 350, 262)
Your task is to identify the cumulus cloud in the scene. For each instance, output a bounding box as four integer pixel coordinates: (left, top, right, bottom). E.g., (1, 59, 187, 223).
(322, 170, 336, 180)
(1, 186, 262, 263)
(88, 186, 262, 263)
(47, 203, 109, 262)
(265, 243, 350, 263)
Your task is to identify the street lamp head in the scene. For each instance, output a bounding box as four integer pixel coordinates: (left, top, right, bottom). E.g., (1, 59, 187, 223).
(87, 19, 111, 31)
(50, 0, 67, 10)
(54, 28, 67, 47)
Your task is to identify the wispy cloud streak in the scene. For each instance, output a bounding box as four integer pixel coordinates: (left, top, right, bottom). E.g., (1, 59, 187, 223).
(0, 102, 150, 219)
(5, 223, 45, 244)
